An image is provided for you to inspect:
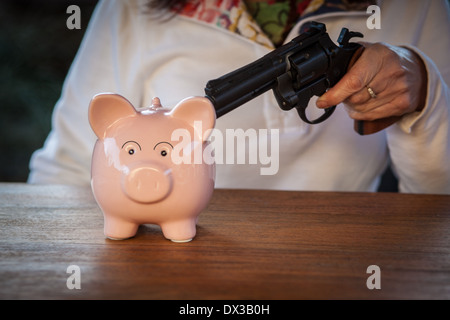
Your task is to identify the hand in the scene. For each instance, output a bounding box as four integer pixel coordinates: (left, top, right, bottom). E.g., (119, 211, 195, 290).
(316, 42, 427, 121)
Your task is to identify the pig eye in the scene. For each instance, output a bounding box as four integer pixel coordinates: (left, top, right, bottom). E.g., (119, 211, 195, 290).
(153, 141, 173, 158)
(122, 141, 141, 156)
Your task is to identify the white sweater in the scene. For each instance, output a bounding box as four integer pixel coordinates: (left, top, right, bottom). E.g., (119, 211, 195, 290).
(28, 0, 450, 194)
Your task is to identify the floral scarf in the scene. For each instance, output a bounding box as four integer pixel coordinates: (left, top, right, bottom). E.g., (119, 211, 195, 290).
(175, 0, 376, 49)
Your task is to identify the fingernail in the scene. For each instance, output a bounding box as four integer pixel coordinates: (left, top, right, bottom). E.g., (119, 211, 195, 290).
(316, 99, 328, 109)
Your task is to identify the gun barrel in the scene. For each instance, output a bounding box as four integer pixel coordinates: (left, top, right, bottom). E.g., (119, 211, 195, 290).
(205, 53, 287, 117)
(204, 22, 327, 118)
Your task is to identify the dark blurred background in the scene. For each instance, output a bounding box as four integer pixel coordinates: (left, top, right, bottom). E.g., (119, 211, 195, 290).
(0, 0, 97, 182)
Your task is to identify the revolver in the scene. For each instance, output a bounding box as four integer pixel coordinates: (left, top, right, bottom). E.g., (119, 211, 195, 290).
(205, 21, 398, 135)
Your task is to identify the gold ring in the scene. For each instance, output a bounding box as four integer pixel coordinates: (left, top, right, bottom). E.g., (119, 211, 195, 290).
(367, 86, 377, 99)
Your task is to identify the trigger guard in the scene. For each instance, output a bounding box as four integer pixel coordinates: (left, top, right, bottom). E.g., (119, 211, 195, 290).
(296, 105, 336, 124)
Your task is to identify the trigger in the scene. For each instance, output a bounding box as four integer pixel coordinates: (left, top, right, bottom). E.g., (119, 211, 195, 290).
(296, 105, 336, 124)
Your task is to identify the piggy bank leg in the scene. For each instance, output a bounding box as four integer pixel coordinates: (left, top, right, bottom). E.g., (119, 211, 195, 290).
(104, 216, 139, 240)
(160, 219, 197, 243)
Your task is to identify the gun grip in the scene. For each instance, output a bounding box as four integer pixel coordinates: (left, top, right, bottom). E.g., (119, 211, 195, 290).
(346, 46, 401, 135)
(354, 116, 402, 135)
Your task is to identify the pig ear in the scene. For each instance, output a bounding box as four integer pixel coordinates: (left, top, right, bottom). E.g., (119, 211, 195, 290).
(89, 93, 137, 139)
(170, 96, 216, 141)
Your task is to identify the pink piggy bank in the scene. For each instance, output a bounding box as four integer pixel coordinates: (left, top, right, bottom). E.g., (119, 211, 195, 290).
(88, 93, 215, 242)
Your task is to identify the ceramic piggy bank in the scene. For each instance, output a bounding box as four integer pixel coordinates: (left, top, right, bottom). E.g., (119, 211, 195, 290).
(89, 93, 215, 242)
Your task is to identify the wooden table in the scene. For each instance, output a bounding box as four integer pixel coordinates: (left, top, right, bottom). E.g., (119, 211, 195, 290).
(1, 183, 449, 301)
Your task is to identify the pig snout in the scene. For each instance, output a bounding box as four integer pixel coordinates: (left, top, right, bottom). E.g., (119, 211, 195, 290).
(121, 162, 172, 204)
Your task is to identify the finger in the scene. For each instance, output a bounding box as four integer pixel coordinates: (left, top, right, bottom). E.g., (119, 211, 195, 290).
(317, 69, 375, 109)
(346, 103, 395, 121)
(315, 74, 363, 109)
(345, 86, 399, 114)
(316, 45, 379, 109)
(345, 86, 374, 106)
(345, 95, 411, 121)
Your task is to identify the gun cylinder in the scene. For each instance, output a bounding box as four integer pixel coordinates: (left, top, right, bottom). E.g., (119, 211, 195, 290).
(289, 44, 328, 87)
